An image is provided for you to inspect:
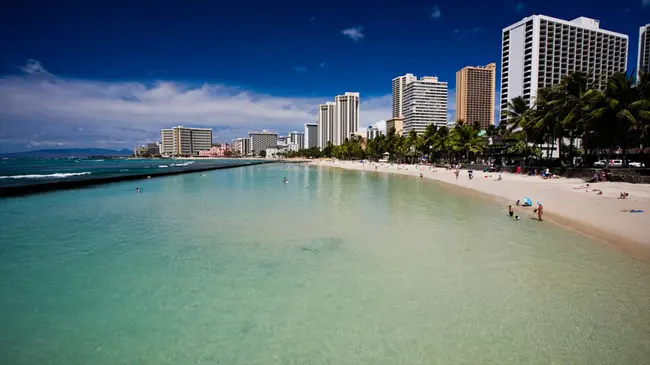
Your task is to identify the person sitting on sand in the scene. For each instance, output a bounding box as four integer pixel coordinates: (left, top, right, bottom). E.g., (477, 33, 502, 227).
(573, 183, 590, 189)
(619, 192, 629, 199)
(533, 202, 544, 221)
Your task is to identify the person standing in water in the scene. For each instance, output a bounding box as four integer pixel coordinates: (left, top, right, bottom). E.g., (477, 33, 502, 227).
(454, 169, 460, 180)
(534, 202, 544, 221)
(136, 188, 140, 193)
(282, 177, 287, 184)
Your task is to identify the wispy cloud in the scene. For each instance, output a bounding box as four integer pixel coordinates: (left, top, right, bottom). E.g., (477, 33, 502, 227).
(431, 5, 442, 19)
(0, 60, 394, 152)
(515, 1, 524, 12)
(26, 140, 65, 148)
(453, 27, 482, 38)
(341, 27, 364, 42)
(293, 65, 307, 72)
(319, 62, 326, 68)
(642, 0, 649, 7)
(19, 59, 53, 76)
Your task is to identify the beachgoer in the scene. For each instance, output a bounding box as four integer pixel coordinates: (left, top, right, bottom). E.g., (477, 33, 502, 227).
(420, 173, 423, 179)
(136, 188, 140, 193)
(497, 174, 502, 181)
(508, 205, 514, 217)
(282, 177, 288, 183)
(533, 202, 544, 221)
(454, 169, 460, 180)
(516, 199, 520, 206)
(619, 192, 629, 199)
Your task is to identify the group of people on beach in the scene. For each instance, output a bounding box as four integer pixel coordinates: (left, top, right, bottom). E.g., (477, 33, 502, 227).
(510, 199, 544, 221)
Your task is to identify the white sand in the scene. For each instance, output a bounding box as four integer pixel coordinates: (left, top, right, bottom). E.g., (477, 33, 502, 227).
(312, 160, 650, 253)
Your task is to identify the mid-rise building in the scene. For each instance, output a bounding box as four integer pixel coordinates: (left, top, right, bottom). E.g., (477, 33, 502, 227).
(161, 129, 174, 155)
(392, 73, 417, 118)
(500, 15, 628, 124)
(160, 126, 212, 156)
(638, 24, 650, 82)
(403, 76, 448, 134)
(456, 63, 496, 129)
(386, 118, 404, 136)
(304, 123, 318, 149)
(289, 131, 304, 150)
(232, 138, 250, 156)
(277, 136, 288, 146)
(249, 130, 278, 154)
(366, 126, 382, 140)
(317, 102, 335, 149)
(334, 92, 360, 145)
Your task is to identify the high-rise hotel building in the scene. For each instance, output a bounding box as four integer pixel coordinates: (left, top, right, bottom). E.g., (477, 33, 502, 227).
(402, 76, 448, 134)
(638, 24, 650, 82)
(304, 123, 318, 149)
(160, 126, 212, 156)
(500, 15, 628, 124)
(248, 130, 278, 154)
(456, 63, 496, 129)
(317, 92, 360, 148)
(392, 73, 417, 118)
(317, 102, 335, 149)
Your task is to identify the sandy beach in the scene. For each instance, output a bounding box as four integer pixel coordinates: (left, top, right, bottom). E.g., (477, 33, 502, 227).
(312, 160, 650, 256)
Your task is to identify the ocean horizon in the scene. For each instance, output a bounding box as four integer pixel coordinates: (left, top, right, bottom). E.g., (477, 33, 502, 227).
(1, 163, 649, 364)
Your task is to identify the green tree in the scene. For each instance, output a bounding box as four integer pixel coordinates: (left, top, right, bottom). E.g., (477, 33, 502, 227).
(450, 124, 486, 161)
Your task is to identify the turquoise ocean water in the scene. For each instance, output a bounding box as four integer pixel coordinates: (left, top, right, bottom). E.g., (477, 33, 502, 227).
(1, 164, 649, 364)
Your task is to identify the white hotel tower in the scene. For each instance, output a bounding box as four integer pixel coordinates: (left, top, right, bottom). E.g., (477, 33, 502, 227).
(402, 76, 448, 134)
(317, 92, 360, 148)
(638, 24, 650, 83)
(500, 15, 628, 124)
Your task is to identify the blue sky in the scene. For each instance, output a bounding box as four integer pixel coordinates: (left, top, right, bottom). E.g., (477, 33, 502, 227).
(0, 0, 648, 152)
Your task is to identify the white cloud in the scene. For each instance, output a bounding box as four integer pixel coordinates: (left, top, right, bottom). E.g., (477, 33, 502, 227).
(319, 62, 326, 68)
(431, 5, 441, 19)
(26, 140, 65, 148)
(642, 0, 649, 6)
(515, 1, 524, 12)
(0, 60, 394, 152)
(19, 59, 54, 76)
(341, 27, 364, 42)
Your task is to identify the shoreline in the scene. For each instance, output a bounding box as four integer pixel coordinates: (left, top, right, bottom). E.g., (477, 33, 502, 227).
(312, 160, 650, 259)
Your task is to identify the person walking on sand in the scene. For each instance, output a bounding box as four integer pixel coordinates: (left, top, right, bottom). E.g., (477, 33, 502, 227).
(534, 202, 544, 221)
(454, 169, 460, 180)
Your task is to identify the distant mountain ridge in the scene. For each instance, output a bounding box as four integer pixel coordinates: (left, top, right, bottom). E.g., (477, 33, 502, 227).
(1, 148, 134, 158)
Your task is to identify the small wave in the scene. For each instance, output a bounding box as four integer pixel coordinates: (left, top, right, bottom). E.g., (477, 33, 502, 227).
(0, 172, 92, 179)
(119, 169, 130, 172)
(91, 159, 104, 162)
(170, 161, 195, 167)
(158, 165, 169, 168)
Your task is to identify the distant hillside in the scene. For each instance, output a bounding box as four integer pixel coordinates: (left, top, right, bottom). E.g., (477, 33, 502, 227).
(1, 148, 134, 158)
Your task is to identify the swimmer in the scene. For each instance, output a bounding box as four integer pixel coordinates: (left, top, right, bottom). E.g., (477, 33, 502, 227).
(136, 188, 140, 193)
(282, 177, 288, 183)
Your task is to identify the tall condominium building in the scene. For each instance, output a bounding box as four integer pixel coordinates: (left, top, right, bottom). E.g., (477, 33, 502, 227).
(317, 102, 335, 149)
(386, 117, 404, 136)
(317, 92, 360, 147)
(456, 63, 496, 129)
(638, 24, 650, 82)
(500, 15, 628, 124)
(289, 131, 304, 150)
(232, 138, 250, 156)
(160, 126, 212, 156)
(403, 76, 448, 134)
(248, 130, 278, 154)
(334, 92, 360, 145)
(304, 123, 318, 149)
(391, 73, 417, 118)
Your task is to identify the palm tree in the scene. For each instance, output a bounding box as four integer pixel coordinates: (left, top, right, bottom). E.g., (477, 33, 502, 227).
(504, 96, 534, 142)
(589, 72, 646, 165)
(432, 126, 452, 162)
(450, 124, 486, 161)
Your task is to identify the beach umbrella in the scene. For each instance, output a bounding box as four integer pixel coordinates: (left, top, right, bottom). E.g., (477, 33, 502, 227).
(522, 197, 532, 206)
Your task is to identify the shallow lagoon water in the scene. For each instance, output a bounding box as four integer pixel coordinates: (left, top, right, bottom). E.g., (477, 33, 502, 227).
(1, 164, 649, 364)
